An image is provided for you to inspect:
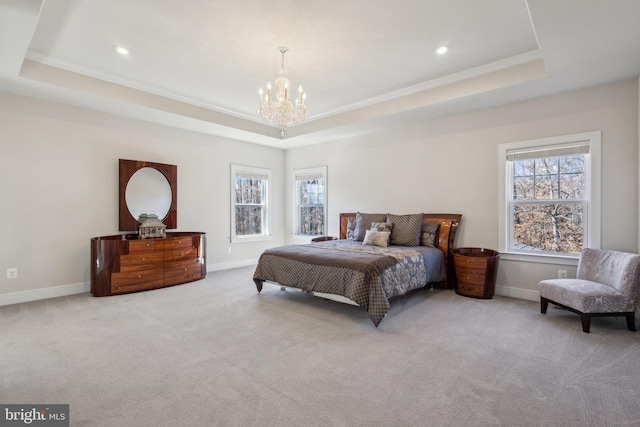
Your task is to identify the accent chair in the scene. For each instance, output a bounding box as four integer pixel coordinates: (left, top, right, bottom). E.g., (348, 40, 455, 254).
(538, 248, 640, 333)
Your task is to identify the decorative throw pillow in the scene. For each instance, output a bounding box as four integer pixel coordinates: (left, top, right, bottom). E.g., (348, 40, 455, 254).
(346, 217, 356, 240)
(421, 221, 439, 247)
(354, 212, 387, 241)
(387, 213, 423, 246)
(370, 221, 393, 232)
(362, 230, 390, 247)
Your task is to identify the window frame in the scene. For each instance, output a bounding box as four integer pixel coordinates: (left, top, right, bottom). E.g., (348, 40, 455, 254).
(230, 164, 271, 243)
(293, 166, 327, 238)
(498, 131, 601, 264)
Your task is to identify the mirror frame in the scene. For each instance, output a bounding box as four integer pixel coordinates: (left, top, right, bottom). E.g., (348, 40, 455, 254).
(119, 159, 177, 231)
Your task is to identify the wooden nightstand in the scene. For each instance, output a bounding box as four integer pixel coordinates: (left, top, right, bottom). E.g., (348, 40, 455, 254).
(311, 236, 338, 243)
(452, 248, 499, 299)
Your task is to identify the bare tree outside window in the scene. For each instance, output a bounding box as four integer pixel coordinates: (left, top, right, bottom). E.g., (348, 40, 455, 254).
(511, 154, 586, 254)
(231, 166, 270, 241)
(295, 167, 327, 236)
(500, 132, 600, 258)
(235, 177, 265, 235)
(300, 178, 324, 235)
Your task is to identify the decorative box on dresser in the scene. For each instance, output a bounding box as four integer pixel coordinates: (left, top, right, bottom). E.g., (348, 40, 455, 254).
(91, 232, 206, 296)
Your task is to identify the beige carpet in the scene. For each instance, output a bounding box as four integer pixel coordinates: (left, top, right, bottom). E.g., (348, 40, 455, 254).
(2, 266, 640, 426)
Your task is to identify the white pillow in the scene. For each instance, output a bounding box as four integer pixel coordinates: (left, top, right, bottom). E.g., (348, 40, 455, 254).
(362, 230, 391, 247)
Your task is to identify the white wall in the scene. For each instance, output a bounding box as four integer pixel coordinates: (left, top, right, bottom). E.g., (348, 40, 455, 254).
(0, 92, 285, 304)
(285, 79, 639, 300)
(1, 79, 637, 305)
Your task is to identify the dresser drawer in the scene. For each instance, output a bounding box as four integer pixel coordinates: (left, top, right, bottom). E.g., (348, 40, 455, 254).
(111, 268, 164, 294)
(164, 237, 194, 250)
(128, 239, 164, 254)
(164, 248, 197, 263)
(455, 264, 488, 284)
(164, 261, 203, 286)
(119, 252, 164, 272)
(455, 280, 486, 297)
(455, 262, 488, 297)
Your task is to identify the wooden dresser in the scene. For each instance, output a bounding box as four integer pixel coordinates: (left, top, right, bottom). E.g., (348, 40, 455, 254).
(91, 232, 206, 296)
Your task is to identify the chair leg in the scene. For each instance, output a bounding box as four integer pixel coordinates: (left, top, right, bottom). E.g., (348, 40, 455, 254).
(581, 314, 591, 333)
(540, 298, 549, 314)
(626, 313, 636, 331)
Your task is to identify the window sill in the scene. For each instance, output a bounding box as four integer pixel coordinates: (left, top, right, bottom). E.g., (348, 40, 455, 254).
(290, 235, 316, 244)
(231, 235, 272, 244)
(499, 251, 579, 266)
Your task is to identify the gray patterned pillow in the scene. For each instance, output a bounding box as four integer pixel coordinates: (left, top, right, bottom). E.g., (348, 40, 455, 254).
(354, 212, 387, 241)
(370, 221, 393, 232)
(346, 217, 356, 240)
(387, 213, 423, 246)
(362, 230, 390, 247)
(421, 221, 439, 247)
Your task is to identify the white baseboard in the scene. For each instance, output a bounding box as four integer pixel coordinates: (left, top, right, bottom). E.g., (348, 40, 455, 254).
(0, 270, 537, 308)
(0, 282, 90, 307)
(207, 259, 258, 272)
(0, 261, 260, 307)
(495, 285, 539, 302)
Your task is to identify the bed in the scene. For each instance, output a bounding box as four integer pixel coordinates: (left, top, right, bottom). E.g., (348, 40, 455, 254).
(253, 212, 462, 326)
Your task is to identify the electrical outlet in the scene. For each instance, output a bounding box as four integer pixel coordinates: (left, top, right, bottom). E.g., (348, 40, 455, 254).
(7, 268, 17, 279)
(558, 269, 567, 279)
(226, 246, 232, 254)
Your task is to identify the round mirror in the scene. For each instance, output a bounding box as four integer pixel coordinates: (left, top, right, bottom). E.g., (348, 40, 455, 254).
(125, 167, 172, 222)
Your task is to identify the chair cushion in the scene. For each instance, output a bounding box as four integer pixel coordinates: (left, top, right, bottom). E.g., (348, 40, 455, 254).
(539, 278, 634, 313)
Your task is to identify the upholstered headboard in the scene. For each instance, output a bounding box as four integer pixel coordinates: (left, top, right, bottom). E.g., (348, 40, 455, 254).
(339, 213, 462, 288)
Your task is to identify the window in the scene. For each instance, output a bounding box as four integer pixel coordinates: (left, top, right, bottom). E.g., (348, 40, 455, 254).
(231, 165, 271, 242)
(294, 167, 327, 236)
(499, 131, 601, 259)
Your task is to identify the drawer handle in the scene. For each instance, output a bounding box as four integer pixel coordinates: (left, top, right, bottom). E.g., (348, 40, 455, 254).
(137, 275, 142, 278)
(142, 258, 145, 261)
(178, 241, 182, 244)
(146, 243, 150, 247)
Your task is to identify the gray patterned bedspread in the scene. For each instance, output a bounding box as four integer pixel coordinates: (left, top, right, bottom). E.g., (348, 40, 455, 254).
(253, 239, 446, 326)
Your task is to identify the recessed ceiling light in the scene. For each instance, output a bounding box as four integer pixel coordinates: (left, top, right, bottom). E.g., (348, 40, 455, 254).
(435, 45, 449, 55)
(115, 46, 129, 55)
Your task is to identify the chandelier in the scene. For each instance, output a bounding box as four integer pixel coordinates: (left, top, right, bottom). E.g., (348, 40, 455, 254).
(256, 47, 308, 137)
